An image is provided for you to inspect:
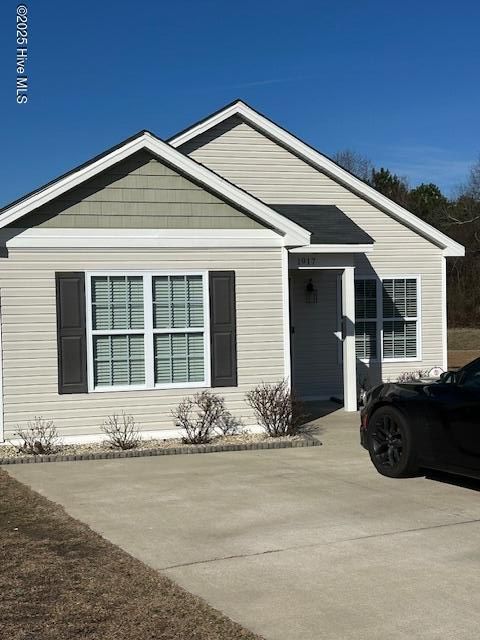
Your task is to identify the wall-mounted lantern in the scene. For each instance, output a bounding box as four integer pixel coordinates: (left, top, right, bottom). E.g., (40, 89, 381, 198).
(305, 278, 318, 304)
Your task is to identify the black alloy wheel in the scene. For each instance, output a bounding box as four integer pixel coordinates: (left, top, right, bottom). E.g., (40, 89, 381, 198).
(367, 407, 418, 478)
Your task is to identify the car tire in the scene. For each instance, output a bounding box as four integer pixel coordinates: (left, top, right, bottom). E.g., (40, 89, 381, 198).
(367, 406, 419, 478)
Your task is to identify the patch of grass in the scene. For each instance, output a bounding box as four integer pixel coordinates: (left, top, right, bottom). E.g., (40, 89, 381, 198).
(0, 469, 262, 640)
(448, 350, 480, 369)
(448, 328, 480, 350)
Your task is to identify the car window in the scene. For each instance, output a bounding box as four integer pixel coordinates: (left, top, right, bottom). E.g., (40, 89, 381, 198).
(459, 360, 480, 390)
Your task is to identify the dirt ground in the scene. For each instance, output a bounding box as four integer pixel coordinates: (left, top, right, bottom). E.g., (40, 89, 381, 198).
(0, 469, 261, 640)
(448, 328, 480, 368)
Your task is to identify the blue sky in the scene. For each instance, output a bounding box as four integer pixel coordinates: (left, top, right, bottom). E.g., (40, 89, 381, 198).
(1, 0, 479, 207)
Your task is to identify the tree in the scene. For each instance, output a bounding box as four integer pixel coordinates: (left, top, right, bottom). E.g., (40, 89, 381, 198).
(460, 156, 480, 201)
(442, 157, 480, 327)
(331, 149, 373, 183)
(408, 183, 448, 226)
(370, 168, 410, 207)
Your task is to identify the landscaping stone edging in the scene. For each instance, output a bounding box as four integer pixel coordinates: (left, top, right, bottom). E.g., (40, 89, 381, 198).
(0, 436, 321, 465)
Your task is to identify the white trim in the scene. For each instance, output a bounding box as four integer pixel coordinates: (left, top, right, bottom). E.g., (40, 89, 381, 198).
(0, 133, 310, 246)
(86, 270, 210, 393)
(341, 267, 357, 411)
(4, 228, 285, 249)
(335, 275, 343, 365)
(170, 101, 464, 257)
(289, 244, 373, 254)
(289, 253, 355, 270)
(441, 257, 448, 370)
(144, 274, 155, 389)
(281, 248, 291, 387)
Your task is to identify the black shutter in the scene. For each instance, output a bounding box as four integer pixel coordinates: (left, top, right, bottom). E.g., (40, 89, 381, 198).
(209, 271, 237, 387)
(55, 272, 88, 394)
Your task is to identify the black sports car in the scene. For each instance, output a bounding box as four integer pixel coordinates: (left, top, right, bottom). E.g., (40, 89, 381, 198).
(360, 357, 480, 479)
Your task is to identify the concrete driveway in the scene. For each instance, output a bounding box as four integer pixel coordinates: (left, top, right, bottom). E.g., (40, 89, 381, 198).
(6, 409, 480, 640)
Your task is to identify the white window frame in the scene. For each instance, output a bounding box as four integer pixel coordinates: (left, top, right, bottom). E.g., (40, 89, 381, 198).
(85, 270, 210, 392)
(340, 274, 422, 364)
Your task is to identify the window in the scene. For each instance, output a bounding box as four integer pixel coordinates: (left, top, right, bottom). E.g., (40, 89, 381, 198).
(354, 279, 377, 359)
(152, 275, 205, 384)
(382, 278, 418, 360)
(353, 277, 420, 362)
(87, 273, 208, 390)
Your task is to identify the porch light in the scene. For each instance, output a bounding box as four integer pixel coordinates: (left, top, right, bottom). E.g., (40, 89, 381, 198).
(305, 278, 318, 304)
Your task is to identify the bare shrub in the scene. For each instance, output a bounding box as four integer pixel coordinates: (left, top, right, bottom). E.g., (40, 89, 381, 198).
(101, 412, 141, 450)
(396, 370, 430, 383)
(14, 417, 61, 455)
(216, 412, 243, 437)
(245, 380, 308, 438)
(172, 391, 239, 444)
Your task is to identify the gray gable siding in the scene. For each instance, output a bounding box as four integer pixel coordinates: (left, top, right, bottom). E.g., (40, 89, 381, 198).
(14, 150, 265, 230)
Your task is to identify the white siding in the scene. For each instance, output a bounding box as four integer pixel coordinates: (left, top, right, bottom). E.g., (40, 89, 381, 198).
(182, 117, 445, 384)
(0, 247, 284, 439)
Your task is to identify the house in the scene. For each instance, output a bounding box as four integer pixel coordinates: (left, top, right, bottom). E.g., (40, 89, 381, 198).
(0, 100, 464, 443)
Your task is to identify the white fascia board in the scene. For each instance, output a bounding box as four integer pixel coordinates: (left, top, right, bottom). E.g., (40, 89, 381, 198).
(170, 101, 465, 257)
(442, 246, 464, 257)
(289, 244, 373, 253)
(5, 228, 285, 249)
(0, 132, 310, 247)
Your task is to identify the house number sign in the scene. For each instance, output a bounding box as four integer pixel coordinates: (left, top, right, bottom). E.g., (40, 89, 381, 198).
(296, 256, 316, 266)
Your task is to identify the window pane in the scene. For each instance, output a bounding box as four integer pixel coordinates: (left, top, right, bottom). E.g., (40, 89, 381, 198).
(406, 279, 417, 317)
(171, 276, 187, 328)
(383, 320, 417, 359)
(152, 276, 170, 329)
(93, 334, 145, 386)
(188, 333, 205, 381)
(153, 275, 204, 329)
(383, 278, 417, 319)
(355, 321, 377, 359)
(92, 275, 144, 330)
(355, 279, 377, 320)
(154, 332, 204, 384)
(187, 276, 204, 327)
(382, 279, 395, 318)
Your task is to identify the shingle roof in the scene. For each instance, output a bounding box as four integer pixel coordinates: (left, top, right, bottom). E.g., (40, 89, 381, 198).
(271, 204, 374, 245)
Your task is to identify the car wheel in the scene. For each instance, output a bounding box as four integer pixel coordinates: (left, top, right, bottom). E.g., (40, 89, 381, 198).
(367, 406, 418, 478)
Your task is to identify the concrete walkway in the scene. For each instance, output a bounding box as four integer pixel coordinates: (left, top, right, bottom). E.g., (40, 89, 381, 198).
(6, 409, 480, 640)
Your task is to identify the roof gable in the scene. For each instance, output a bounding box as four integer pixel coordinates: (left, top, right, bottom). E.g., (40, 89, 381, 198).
(15, 149, 265, 231)
(169, 101, 464, 257)
(0, 130, 310, 245)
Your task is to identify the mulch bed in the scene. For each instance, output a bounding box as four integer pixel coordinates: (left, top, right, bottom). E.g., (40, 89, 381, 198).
(0, 434, 320, 465)
(0, 468, 263, 640)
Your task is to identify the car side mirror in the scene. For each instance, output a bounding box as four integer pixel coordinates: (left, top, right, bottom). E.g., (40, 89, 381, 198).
(440, 371, 456, 384)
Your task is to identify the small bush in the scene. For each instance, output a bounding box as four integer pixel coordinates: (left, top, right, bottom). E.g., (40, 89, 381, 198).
(101, 412, 141, 450)
(14, 417, 61, 455)
(172, 391, 240, 444)
(396, 369, 430, 383)
(245, 380, 308, 438)
(216, 412, 243, 437)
